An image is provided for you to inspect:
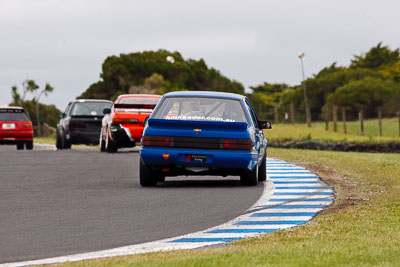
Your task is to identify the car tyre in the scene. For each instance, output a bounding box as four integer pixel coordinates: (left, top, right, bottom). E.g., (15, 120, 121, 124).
(16, 142, 24, 150)
(140, 159, 158, 187)
(56, 130, 63, 149)
(25, 141, 33, 150)
(105, 130, 118, 153)
(62, 135, 71, 149)
(240, 163, 258, 186)
(99, 128, 106, 152)
(258, 152, 267, 181)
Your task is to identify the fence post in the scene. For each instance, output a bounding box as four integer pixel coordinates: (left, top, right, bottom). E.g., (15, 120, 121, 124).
(377, 107, 383, 137)
(332, 105, 338, 132)
(290, 102, 295, 125)
(359, 109, 364, 136)
(274, 104, 279, 124)
(398, 111, 400, 138)
(341, 107, 347, 134)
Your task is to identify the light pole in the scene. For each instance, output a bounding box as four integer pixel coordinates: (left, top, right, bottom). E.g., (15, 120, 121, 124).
(298, 53, 311, 128)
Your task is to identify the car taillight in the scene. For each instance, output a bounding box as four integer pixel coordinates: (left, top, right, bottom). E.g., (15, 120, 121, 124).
(141, 136, 253, 150)
(112, 118, 139, 125)
(221, 139, 253, 150)
(23, 122, 32, 128)
(141, 136, 174, 147)
(70, 121, 85, 128)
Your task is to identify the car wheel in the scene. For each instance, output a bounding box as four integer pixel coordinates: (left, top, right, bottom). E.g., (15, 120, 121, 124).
(63, 135, 71, 149)
(140, 159, 158, 186)
(258, 152, 267, 181)
(99, 128, 106, 152)
(56, 130, 63, 149)
(16, 142, 24, 150)
(105, 130, 118, 153)
(240, 163, 258, 186)
(25, 141, 33, 150)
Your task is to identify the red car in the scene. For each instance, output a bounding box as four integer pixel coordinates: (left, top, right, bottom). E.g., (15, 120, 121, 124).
(0, 106, 34, 150)
(100, 94, 161, 153)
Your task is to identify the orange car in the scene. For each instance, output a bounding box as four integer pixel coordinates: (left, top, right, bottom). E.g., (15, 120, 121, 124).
(100, 94, 161, 153)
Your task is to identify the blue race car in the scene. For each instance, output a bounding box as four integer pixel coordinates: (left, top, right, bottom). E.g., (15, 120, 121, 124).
(139, 91, 271, 186)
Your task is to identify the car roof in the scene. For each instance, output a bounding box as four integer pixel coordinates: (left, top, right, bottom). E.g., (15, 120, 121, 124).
(0, 106, 24, 110)
(72, 99, 113, 103)
(117, 94, 162, 99)
(163, 91, 245, 100)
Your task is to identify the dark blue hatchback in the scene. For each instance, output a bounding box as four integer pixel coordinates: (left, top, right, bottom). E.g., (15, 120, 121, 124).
(139, 91, 271, 186)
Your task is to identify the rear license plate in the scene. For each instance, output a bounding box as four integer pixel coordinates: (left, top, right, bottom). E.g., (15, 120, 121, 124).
(2, 123, 15, 129)
(186, 154, 207, 162)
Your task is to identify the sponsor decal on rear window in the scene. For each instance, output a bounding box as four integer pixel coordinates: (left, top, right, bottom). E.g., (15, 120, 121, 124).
(165, 115, 236, 122)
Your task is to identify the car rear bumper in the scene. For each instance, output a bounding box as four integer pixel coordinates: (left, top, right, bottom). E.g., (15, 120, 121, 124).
(70, 129, 100, 144)
(140, 146, 258, 171)
(0, 130, 33, 144)
(109, 125, 136, 147)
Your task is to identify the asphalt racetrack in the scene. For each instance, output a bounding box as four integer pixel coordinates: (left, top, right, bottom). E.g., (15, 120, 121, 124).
(0, 145, 264, 264)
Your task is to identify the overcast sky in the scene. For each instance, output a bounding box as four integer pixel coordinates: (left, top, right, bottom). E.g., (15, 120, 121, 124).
(1, 0, 400, 110)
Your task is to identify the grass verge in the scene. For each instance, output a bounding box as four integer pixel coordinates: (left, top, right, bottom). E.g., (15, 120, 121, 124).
(54, 148, 400, 267)
(265, 118, 400, 143)
(34, 135, 56, 145)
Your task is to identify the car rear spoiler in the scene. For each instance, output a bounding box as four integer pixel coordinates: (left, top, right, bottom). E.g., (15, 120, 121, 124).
(147, 118, 248, 130)
(114, 104, 157, 109)
(70, 115, 104, 118)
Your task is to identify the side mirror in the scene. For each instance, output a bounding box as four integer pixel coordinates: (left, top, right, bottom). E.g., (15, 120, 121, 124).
(103, 108, 111, 115)
(259, 120, 272, 129)
(143, 116, 150, 126)
(60, 113, 66, 119)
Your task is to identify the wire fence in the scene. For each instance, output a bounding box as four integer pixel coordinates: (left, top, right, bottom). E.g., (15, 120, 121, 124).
(257, 104, 400, 138)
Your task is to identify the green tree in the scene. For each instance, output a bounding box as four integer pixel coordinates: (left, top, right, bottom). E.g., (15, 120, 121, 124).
(288, 63, 390, 120)
(380, 61, 400, 81)
(350, 42, 400, 69)
(34, 83, 54, 136)
(11, 79, 39, 106)
(22, 101, 61, 128)
(79, 50, 244, 100)
(327, 77, 394, 117)
(10, 80, 60, 131)
(247, 83, 288, 120)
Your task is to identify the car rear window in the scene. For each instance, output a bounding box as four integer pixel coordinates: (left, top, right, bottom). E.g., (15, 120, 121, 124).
(0, 109, 30, 121)
(119, 97, 160, 105)
(153, 97, 248, 123)
(114, 97, 160, 114)
(71, 102, 112, 116)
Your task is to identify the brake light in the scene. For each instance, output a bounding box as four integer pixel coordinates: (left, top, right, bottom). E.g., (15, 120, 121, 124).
(222, 139, 253, 150)
(141, 136, 173, 147)
(112, 118, 139, 125)
(23, 122, 32, 128)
